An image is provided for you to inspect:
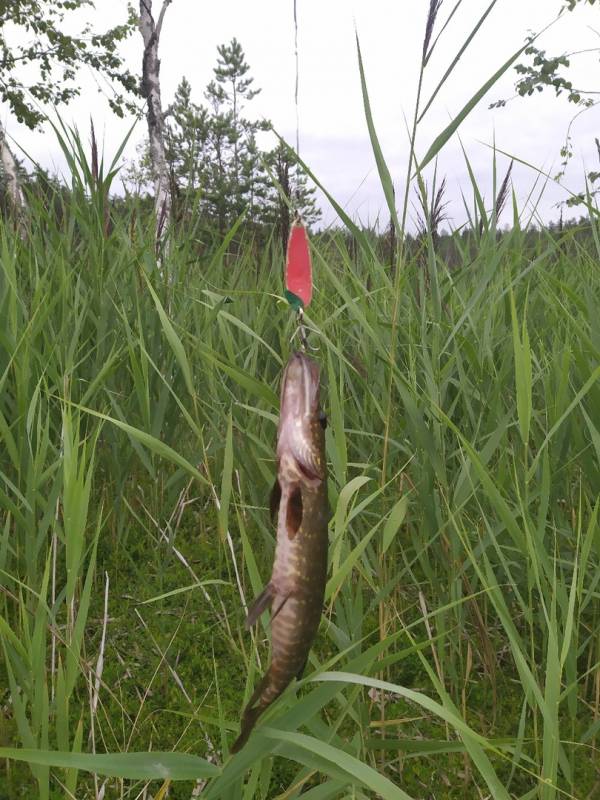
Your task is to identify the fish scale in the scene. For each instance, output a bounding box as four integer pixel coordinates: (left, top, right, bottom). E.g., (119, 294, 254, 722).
(231, 351, 328, 753)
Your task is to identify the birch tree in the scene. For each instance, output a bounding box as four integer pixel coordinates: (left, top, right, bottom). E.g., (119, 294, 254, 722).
(0, 0, 137, 223)
(139, 0, 173, 254)
(0, 119, 27, 227)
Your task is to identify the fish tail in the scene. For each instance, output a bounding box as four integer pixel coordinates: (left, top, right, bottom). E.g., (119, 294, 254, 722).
(230, 669, 276, 753)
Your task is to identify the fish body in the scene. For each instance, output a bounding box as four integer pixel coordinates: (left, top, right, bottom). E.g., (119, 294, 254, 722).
(231, 351, 328, 753)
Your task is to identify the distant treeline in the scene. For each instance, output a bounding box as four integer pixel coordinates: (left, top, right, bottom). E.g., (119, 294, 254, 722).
(0, 161, 595, 270)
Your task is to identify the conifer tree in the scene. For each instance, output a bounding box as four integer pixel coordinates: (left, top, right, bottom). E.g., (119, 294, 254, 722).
(126, 38, 321, 238)
(203, 38, 269, 230)
(166, 77, 211, 193)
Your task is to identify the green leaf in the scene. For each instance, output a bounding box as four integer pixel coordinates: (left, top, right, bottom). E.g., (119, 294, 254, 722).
(356, 34, 399, 233)
(419, 40, 531, 172)
(418, 0, 499, 122)
(143, 274, 195, 400)
(218, 410, 234, 540)
(0, 749, 220, 781)
(510, 290, 532, 445)
(262, 729, 414, 800)
(382, 495, 408, 554)
(140, 580, 229, 604)
(70, 402, 208, 485)
(314, 672, 511, 800)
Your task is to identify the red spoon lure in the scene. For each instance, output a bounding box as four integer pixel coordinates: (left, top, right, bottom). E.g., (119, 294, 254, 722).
(285, 219, 312, 310)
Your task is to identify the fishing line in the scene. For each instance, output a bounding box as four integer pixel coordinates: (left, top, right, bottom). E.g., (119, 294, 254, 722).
(233, 4, 324, 757)
(293, 0, 301, 204)
(285, 0, 314, 351)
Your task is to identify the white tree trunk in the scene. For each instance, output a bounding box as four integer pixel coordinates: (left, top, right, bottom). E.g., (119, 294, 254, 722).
(139, 0, 172, 256)
(0, 118, 27, 231)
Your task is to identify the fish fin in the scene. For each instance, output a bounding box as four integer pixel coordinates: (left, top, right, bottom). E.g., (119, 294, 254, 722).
(286, 486, 303, 539)
(230, 671, 271, 753)
(296, 458, 323, 487)
(269, 478, 282, 522)
(270, 593, 291, 623)
(245, 584, 274, 629)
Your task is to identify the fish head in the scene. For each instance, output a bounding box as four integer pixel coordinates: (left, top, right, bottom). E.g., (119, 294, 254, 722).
(280, 351, 321, 418)
(277, 351, 326, 485)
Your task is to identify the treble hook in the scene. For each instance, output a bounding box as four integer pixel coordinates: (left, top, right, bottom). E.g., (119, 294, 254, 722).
(292, 306, 318, 351)
(297, 307, 309, 350)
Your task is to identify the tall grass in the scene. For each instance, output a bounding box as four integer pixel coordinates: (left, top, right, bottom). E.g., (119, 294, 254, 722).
(1, 4, 600, 799)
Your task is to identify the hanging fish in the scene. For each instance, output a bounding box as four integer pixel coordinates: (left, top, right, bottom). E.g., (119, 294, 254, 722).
(231, 351, 328, 753)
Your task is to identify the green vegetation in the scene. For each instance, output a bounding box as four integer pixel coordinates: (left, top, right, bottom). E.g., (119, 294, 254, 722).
(1, 1, 600, 798)
(0, 1, 137, 130)
(1, 118, 599, 798)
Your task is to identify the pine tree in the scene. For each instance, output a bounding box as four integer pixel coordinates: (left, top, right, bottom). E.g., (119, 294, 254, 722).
(166, 77, 211, 193)
(204, 38, 269, 230)
(125, 38, 322, 239)
(212, 38, 260, 183)
(125, 77, 210, 207)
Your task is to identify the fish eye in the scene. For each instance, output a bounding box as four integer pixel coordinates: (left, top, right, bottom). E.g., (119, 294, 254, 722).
(319, 412, 328, 429)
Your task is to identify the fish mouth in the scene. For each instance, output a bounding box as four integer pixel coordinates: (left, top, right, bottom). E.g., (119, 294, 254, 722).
(281, 351, 320, 419)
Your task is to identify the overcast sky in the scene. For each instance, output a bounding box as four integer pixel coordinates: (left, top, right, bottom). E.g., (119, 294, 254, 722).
(4, 0, 600, 230)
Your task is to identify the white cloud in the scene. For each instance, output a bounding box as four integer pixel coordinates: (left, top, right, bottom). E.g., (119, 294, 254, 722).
(3, 0, 599, 229)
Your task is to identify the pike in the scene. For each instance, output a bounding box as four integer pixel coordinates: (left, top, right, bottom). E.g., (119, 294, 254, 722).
(231, 351, 329, 753)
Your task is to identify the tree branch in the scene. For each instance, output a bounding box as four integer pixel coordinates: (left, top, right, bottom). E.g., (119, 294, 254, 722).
(156, 0, 173, 40)
(139, 0, 154, 24)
